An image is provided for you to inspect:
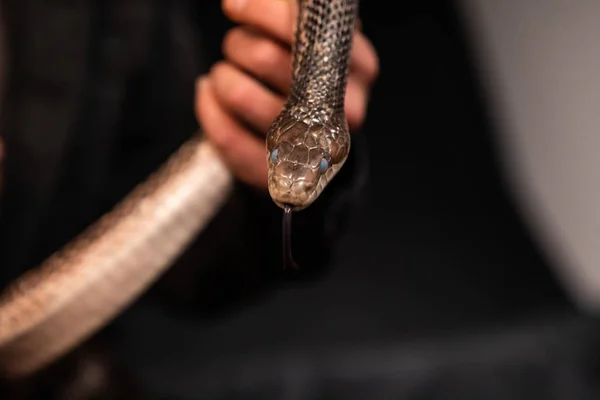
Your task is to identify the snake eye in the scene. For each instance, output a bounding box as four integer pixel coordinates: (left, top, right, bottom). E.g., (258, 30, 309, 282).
(319, 157, 329, 173)
(270, 148, 278, 162)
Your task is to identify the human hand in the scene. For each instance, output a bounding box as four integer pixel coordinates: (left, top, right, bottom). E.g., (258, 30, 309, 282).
(195, 0, 379, 189)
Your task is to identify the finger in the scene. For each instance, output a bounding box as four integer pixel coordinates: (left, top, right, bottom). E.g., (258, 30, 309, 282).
(352, 34, 379, 86)
(345, 77, 368, 131)
(221, 0, 373, 131)
(223, 27, 292, 95)
(223, 0, 296, 45)
(210, 61, 285, 135)
(211, 62, 366, 134)
(196, 77, 268, 189)
(223, 25, 370, 130)
(222, 0, 379, 85)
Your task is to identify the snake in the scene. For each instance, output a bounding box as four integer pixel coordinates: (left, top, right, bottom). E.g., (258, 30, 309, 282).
(0, 0, 357, 378)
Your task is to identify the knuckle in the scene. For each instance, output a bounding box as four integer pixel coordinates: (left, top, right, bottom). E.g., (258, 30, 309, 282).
(222, 28, 243, 59)
(223, 27, 288, 77)
(197, 82, 235, 152)
(221, 0, 242, 22)
(210, 60, 229, 76)
(210, 62, 246, 107)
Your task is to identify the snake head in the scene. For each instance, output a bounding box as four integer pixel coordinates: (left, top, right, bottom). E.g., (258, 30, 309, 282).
(266, 118, 350, 211)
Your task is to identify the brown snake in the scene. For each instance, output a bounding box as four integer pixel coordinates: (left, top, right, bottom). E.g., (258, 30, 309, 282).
(0, 0, 357, 378)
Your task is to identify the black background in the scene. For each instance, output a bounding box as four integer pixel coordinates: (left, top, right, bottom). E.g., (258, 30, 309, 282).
(4, 0, 600, 398)
(112, 1, 600, 398)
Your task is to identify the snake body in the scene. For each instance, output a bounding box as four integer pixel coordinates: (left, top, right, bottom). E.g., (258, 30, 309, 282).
(0, 0, 357, 378)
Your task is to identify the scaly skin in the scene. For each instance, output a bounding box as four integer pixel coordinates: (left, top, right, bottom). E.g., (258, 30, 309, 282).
(267, 0, 357, 211)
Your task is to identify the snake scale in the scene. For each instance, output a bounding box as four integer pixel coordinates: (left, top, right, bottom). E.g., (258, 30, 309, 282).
(0, 0, 357, 378)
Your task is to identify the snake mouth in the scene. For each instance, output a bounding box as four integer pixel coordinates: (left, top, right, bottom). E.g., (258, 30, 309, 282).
(274, 201, 307, 212)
